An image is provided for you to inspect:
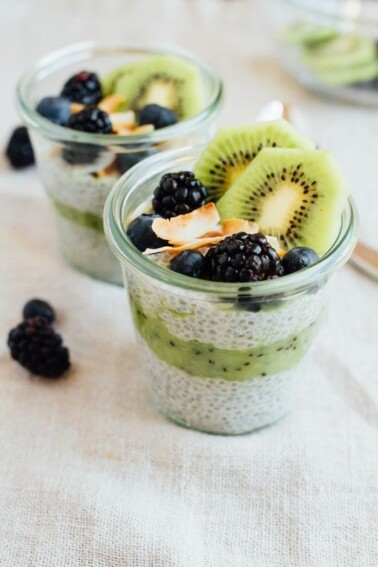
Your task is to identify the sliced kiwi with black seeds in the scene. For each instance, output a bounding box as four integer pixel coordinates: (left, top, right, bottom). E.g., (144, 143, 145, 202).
(302, 34, 377, 73)
(216, 148, 349, 256)
(109, 55, 204, 120)
(193, 120, 315, 202)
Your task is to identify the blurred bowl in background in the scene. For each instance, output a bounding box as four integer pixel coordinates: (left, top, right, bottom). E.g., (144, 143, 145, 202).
(267, 0, 378, 106)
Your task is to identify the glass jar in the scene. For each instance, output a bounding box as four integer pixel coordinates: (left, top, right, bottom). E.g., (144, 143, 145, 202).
(104, 146, 359, 435)
(267, 0, 378, 106)
(17, 43, 223, 284)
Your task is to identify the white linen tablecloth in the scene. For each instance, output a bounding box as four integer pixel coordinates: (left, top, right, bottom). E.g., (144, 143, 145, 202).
(1, 1, 377, 565)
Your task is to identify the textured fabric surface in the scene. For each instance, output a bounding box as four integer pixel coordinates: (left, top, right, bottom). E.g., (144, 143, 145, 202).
(1, 1, 378, 565)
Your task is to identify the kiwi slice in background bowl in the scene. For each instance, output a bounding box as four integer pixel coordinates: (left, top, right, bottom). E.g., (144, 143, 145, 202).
(216, 147, 349, 256)
(105, 55, 204, 119)
(193, 119, 315, 202)
(283, 22, 338, 48)
(302, 34, 377, 73)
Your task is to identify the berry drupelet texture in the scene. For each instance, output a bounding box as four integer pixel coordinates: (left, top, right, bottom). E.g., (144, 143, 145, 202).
(60, 71, 103, 106)
(152, 171, 208, 218)
(67, 106, 113, 134)
(6, 126, 35, 169)
(7, 317, 70, 378)
(205, 232, 284, 283)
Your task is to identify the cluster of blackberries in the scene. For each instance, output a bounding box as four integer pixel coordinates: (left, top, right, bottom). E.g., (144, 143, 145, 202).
(7, 299, 70, 379)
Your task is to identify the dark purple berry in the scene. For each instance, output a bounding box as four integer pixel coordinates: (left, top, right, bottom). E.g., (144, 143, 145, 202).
(67, 106, 112, 134)
(22, 299, 55, 324)
(282, 247, 319, 274)
(36, 96, 71, 126)
(126, 214, 168, 252)
(139, 104, 178, 129)
(7, 317, 70, 378)
(170, 250, 206, 278)
(6, 126, 35, 169)
(152, 171, 207, 218)
(60, 71, 103, 106)
(205, 232, 284, 283)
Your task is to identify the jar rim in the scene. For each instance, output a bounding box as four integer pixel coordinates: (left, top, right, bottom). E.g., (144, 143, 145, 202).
(104, 145, 359, 299)
(16, 41, 224, 146)
(281, 0, 378, 29)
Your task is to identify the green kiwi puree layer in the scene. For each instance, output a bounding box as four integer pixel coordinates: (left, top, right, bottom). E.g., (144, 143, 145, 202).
(132, 301, 321, 381)
(48, 194, 103, 233)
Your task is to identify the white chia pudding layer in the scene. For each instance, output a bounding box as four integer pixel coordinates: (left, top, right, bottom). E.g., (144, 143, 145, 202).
(37, 151, 121, 283)
(140, 339, 306, 434)
(126, 268, 331, 434)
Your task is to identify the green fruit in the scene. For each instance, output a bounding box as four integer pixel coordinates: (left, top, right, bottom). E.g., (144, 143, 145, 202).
(193, 120, 315, 202)
(283, 22, 337, 47)
(302, 34, 377, 73)
(216, 148, 349, 255)
(315, 59, 378, 86)
(105, 55, 204, 120)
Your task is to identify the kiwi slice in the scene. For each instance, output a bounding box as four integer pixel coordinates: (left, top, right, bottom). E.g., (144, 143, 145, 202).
(193, 120, 315, 202)
(283, 22, 337, 47)
(302, 34, 377, 73)
(107, 55, 204, 120)
(315, 59, 378, 86)
(216, 148, 349, 255)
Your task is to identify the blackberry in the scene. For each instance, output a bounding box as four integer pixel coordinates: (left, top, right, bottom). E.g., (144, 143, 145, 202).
(138, 104, 178, 129)
(205, 232, 284, 283)
(22, 299, 55, 324)
(60, 71, 103, 105)
(152, 171, 207, 218)
(67, 106, 112, 134)
(7, 317, 70, 378)
(6, 126, 35, 169)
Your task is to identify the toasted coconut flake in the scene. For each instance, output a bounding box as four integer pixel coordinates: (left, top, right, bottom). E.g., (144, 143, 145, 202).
(152, 203, 220, 242)
(131, 124, 155, 135)
(98, 94, 126, 113)
(170, 230, 224, 245)
(266, 235, 280, 252)
(92, 160, 119, 179)
(70, 102, 85, 114)
(143, 235, 225, 256)
(221, 218, 259, 235)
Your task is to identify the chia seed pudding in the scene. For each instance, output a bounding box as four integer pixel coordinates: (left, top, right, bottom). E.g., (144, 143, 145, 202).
(104, 131, 357, 435)
(17, 44, 223, 284)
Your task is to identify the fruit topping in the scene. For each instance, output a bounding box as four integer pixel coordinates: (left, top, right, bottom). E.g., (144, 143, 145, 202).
(22, 299, 55, 324)
(126, 214, 168, 252)
(106, 55, 204, 119)
(152, 171, 208, 218)
(151, 202, 219, 242)
(8, 316, 70, 378)
(67, 106, 113, 134)
(216, 147, 349, 255)
(282, 246, 319, 274)
(193, 120, 315, 202)
(220, 218, 259, 236)
(36, 96, 72, 125)
(116, 148, 156, 174)
(61, 71, 103, 106)
(98, 93, 126, 113)
(6, 126, 35, 169)
(138, 104, 178, 129)
(170, 250, 206, 278)
(204, 232, 284, 283)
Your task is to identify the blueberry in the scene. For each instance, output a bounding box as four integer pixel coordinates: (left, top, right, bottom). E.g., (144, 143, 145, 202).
(170, 250, 206, 278)
(61, 142, 100, 165)
(36, 96, 71, 126)
(282, 247, 319, 274)
(138, 104, 178, 129)
(126, 214, 167, 252)
(116, 148, 157, 174)
(22, 299, 55, 324)
(6, 126, 35, 169)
